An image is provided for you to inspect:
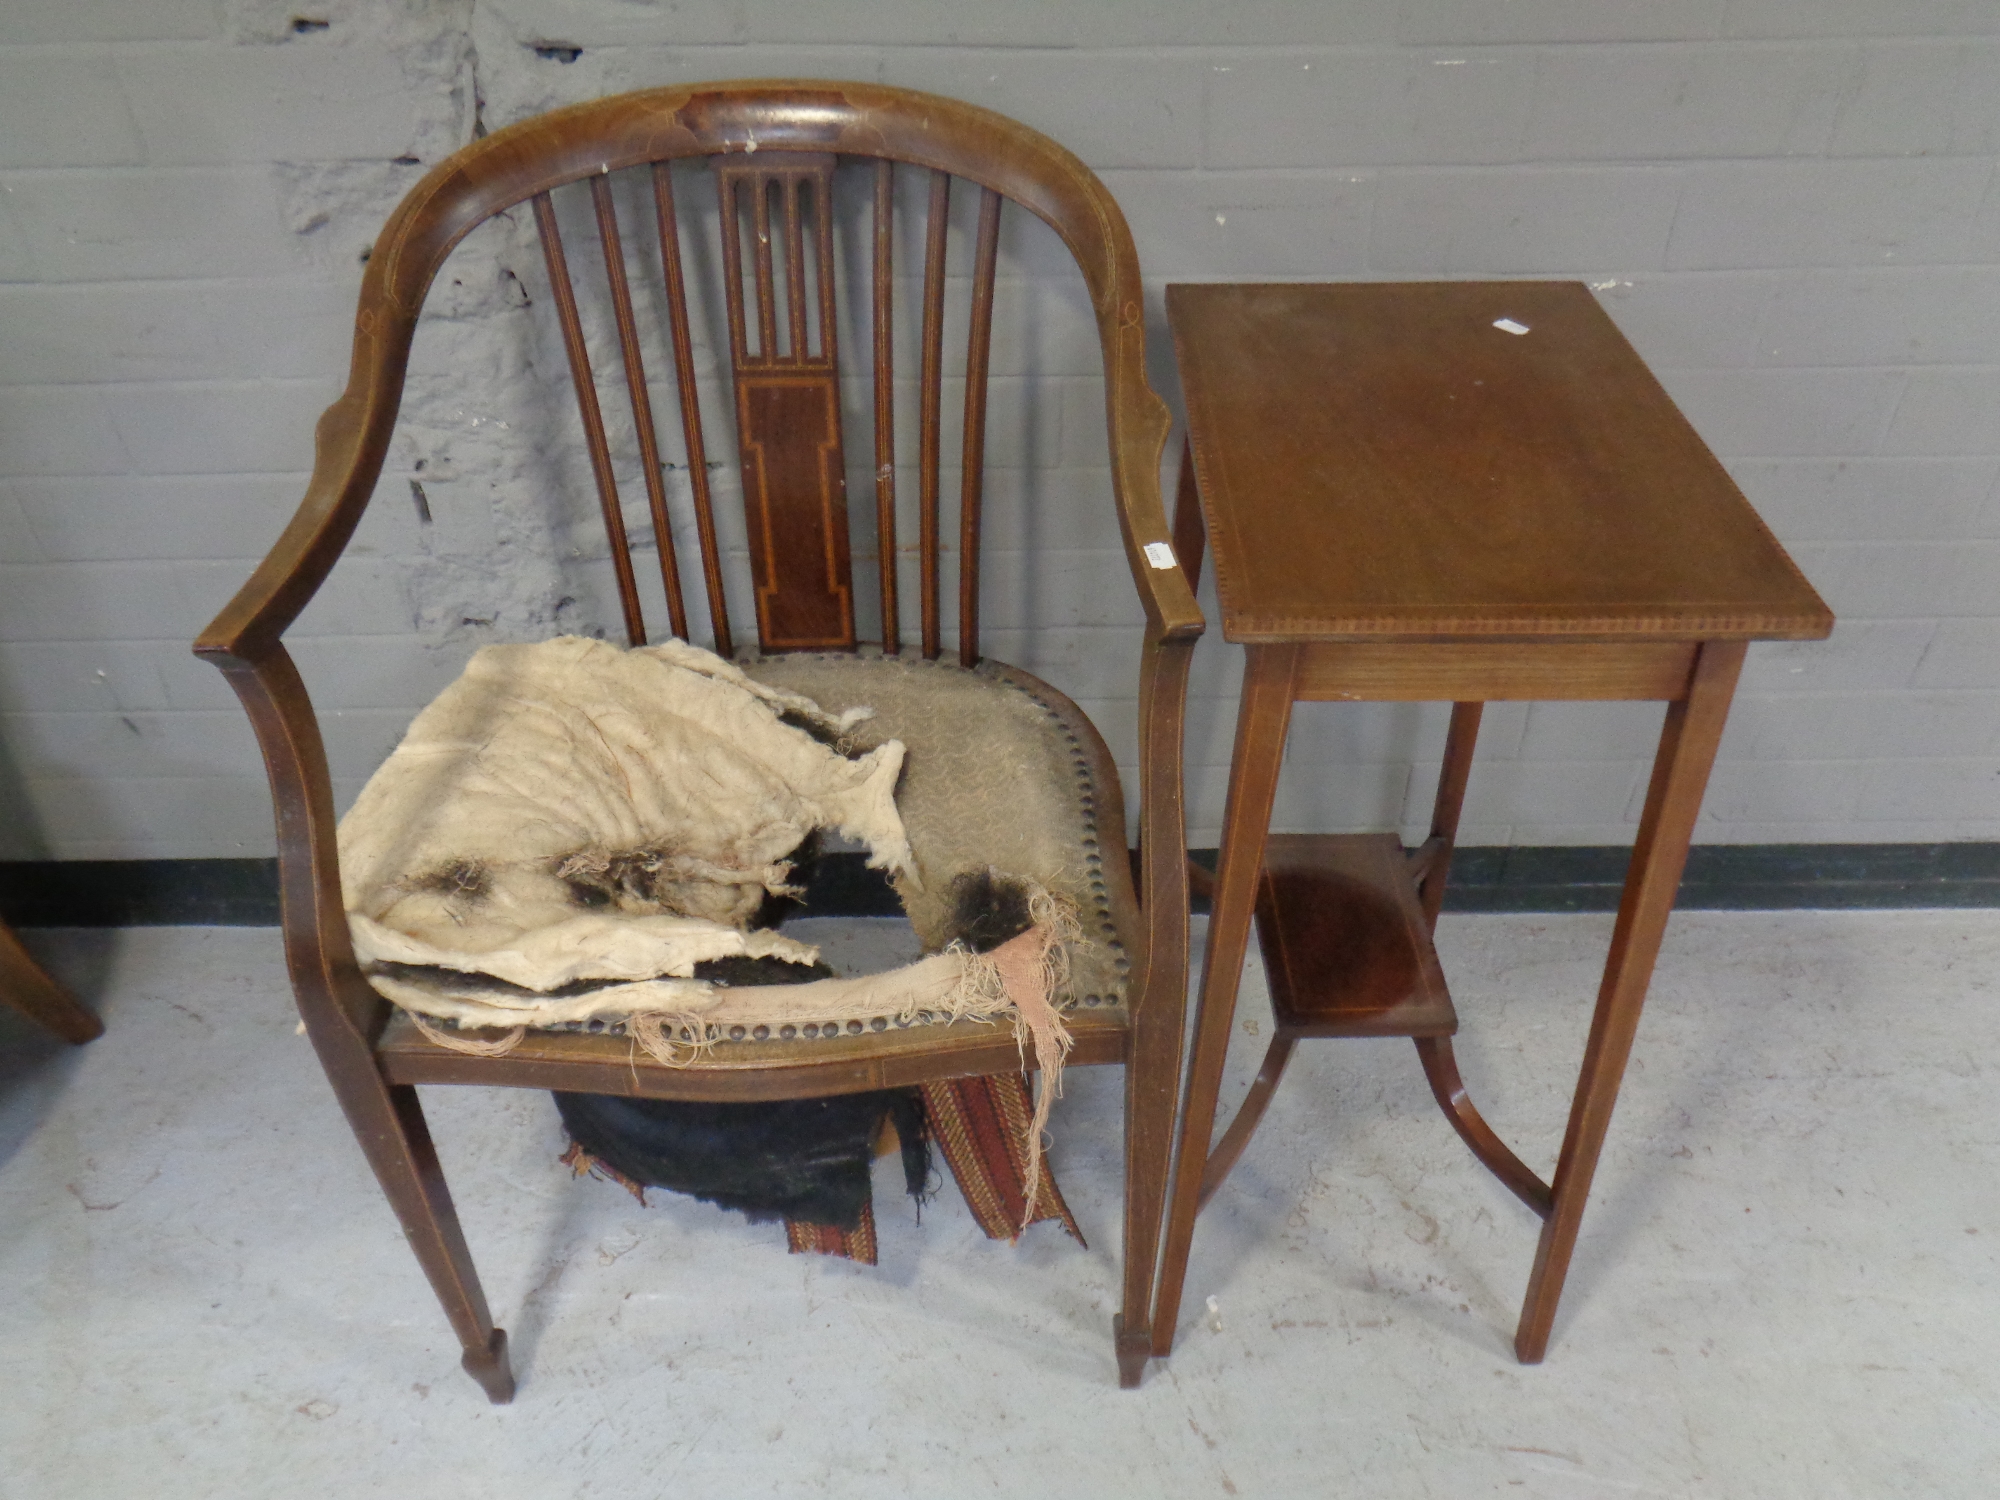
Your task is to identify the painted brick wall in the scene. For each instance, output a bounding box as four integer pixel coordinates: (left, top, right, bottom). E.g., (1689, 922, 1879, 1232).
(2, 0, 1996, 858)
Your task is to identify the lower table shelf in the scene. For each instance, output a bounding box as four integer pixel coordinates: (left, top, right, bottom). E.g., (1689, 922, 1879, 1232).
(1198, 832, 1552, 1223)
(1254, 833, 1456, 1040)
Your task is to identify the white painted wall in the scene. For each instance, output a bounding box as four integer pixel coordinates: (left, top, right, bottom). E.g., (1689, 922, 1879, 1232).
(2, 0, 1996, 858)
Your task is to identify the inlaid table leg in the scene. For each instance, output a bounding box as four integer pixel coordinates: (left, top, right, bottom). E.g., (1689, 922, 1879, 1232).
(1413, 701, 1483, 932)
(1515, 639, 1746, 1362)
(1195, 1035, 1297, 1212)
(1151, 642, 1299, 1358)
(1171, 434, 1207, 589)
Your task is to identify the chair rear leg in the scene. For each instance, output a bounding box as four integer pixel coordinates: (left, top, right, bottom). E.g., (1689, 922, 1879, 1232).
(335, 1072, 516, 1403)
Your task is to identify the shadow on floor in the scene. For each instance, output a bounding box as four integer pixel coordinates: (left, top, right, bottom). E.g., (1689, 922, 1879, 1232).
(0, 929, 113, 1173)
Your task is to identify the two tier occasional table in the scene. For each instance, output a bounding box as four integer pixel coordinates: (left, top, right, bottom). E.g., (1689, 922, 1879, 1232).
(1151, 282, 1832, 1365)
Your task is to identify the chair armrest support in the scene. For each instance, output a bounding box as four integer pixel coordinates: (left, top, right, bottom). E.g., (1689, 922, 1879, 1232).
(207, 644, 384, 1045)
(1126, 628, 1198, 1153)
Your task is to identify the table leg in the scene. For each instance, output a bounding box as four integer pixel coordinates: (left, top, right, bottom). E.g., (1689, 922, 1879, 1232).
(1514, 639, 1746, 1362)
(1404, 699, 1558, 1217)
(1414, 701, 1483, 932)
(1151, 643, 1298, 1358)
(1196, 1035, 1297, 1213)
(1172, 434, 1207, 591)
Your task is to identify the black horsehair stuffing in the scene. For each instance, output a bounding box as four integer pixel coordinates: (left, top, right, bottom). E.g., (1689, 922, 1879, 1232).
(555, 855, 1040, 1230)
(555, 834, 931, 1231)
(943, 868, 1036, 954)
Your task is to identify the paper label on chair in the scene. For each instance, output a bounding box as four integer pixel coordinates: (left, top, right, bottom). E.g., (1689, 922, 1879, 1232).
(1143, 541, 1178, 570)
(1493, 318, 1530, 335)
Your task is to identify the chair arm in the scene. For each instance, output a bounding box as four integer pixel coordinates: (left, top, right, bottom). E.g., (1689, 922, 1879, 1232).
(190, 295, 416, 1037)
(1123, 525, 1204, 643)
(194, 306, 417, 663)
(188, 268, 419, 1042)
(1107, 377, 1205, 643)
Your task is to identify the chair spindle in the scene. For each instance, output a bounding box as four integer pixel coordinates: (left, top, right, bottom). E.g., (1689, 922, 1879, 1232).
(650, 163, 732, 657)
(918, 170, 950, 660)
(591, 175, 689, 642)
(533, 190, 647, 647)
(783, 177, 811, 360)
(749, 177, 779, 361)
(871, 160, 899, 653)
(958, 186, 1002, 669)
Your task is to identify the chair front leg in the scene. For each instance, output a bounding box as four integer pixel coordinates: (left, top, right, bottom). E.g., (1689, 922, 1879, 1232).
(1116, 630, 1196, 1387)
(329, 1063, 516, 1404)
(217, 646, 516, 1401)
(1118, 1022, 1175, 1388)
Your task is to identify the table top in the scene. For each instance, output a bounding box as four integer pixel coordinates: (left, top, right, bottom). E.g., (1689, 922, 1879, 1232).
(1168, 281, 1833, 645)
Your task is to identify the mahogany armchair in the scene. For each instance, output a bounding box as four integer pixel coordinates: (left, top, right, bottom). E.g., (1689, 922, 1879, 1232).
(194, 82, 1202, 1401)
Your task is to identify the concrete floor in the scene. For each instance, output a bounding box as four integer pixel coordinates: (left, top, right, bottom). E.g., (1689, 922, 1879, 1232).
(2, 911, 1996, 1497)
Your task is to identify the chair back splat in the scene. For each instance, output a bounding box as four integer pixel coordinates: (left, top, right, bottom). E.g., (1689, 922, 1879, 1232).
(193, 83, 1203, 1405)
(530, 143, 1013, 659)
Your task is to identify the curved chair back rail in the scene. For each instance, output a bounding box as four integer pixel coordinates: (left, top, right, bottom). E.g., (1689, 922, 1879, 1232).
(189, 81, 1203, 1399)
(196, 81, 1198, 661)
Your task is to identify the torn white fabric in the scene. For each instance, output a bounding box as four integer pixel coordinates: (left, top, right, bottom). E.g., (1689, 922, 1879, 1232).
(340, 635, 915, 993)
(348, 910, 823, 992)
(341, 636, 1083, 1226)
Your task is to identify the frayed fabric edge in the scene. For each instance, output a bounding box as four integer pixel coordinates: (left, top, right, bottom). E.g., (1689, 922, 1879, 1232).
(952, 887, 1080, 1228)
(387, 887, 1083, 1225)
(409, 1010, 527, 1057)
